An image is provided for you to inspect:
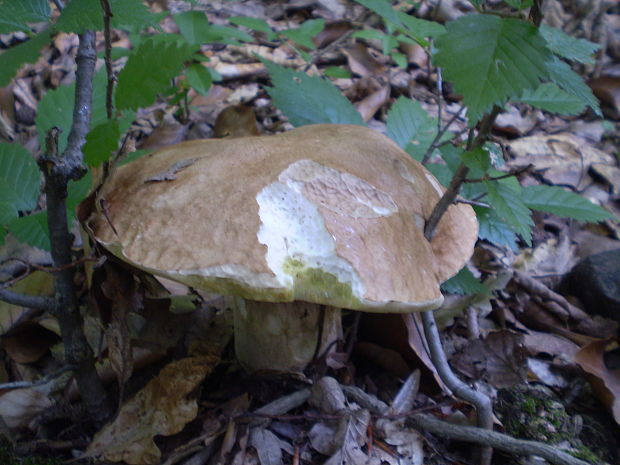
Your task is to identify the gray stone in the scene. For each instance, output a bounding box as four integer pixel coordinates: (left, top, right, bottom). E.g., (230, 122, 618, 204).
(566, 248, 620, 323)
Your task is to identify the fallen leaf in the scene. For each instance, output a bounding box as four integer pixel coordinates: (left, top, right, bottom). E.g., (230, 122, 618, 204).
(451, 330, 528, 388)
(574, 339, 620, 425)
(249, 427, 284, 465)
(86, 355, 219, 465)
(0, 387, 53, 429)
(2, 322, 59, 364)
(589, 75, 620, 119)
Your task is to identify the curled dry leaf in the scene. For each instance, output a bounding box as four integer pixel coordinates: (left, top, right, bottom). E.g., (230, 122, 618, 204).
(86, 355, 219, 465)
(574, 339, 620, 425)
(0, 387, 53, 429)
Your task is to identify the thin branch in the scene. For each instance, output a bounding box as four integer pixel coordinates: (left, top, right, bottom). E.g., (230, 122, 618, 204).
(100, 0, 114, 119)
(0, 288, 54, 311)
(464, 164, 533, 183)
(409, 413, 589, 465)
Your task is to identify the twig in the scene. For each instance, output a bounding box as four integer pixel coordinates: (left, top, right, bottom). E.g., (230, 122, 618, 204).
(100, 0, 114, 120)
(0, 366, 73, 390)
(409, 414, 589, 465)
(0, 288, 54, 311)
(38, 31, 111, 425)
(464, 164, 533, 183)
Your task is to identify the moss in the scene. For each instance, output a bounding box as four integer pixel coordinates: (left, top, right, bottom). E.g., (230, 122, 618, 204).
(283, 258, 361, 308)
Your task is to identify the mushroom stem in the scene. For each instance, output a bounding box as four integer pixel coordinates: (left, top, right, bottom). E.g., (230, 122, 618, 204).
(233, 299, 342, 372)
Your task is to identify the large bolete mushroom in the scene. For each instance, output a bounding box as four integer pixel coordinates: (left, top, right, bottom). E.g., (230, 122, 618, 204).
(84, 124, 477, 372)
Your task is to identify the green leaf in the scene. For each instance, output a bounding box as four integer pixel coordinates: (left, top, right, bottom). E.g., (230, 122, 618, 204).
(323, 66, 351, 79)
(504, 0, 534, 8)
(174, 11, 252, 44)
(545, 57, 601, 116)
(519, 82, 586, 115)
(474, 206, 519, 251)
(441, 267, 488, 295)
(0, 30, 51, 86)
(262, 59, 364, 127)
(185, 63, 212, 96)
(0, 143, 40, 224)
(67, 171, 93, 213)
(434, 14, 551, 124)
(109, 0, 159, 32)
(115, 36, 198, 110)
(281, 19, 325, 50)
(462, 146, 491, 172)
(352, 29, 387, 41)
(0, 226, 6, 245)
(521, 185, 613, 222)
(8, 212, 49, 251)
(0, 0, 50, 34)
(354, 0, 402, 27)
(83, 120, 120, 167)
(539, 24, 599, 65)
(54, 0, 101, 33)
(229, 16, 274, 38)
(485, 181, 533, 245)
(386, 97, 436, 152)
(396, 12, 445, 40)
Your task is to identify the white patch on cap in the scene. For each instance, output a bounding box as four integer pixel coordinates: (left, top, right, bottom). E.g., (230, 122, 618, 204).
(256, 163, 366, 297)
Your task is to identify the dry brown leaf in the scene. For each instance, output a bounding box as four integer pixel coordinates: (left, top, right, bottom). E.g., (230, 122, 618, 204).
(86, 355, 219, 465)
(356, 85, 390, 122)
(574, 339, 620, 425)
(343, 42, 387, 77)
(451, 330, 528, 388)
(0, 387, 53, 429)
(2, 322, 59, 364)
(507, 133, 616, 189)
(589, 76, 620, 119)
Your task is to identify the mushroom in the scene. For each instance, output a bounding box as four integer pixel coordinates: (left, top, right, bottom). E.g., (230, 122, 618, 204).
(84, 124, 478, 372)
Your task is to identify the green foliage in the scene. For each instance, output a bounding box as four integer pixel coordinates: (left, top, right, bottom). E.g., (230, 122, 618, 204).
(55, 0, 158, 34)
(385, 97, 437, 158)
(281, 19, 325, 50)
(229, 16, 275, 40)
(174, 10, 252, 45)
(434, 14, 551, 123)
(115, 35, 198, 110)
(442, 267, 488, 295)
(262, 59, 364, 127)
(8, 212, 49, 251)
(475, 206, 519, 251)
(0, 144, 40, 225)
(484, 181, 533, 246)
(0, 0, 50, 34)
(521, 185, 612, 222)
(539, 24, 599, 65)
(545, 58, 600, 115)
(520, 83, 586, 115)
(0, 30, 51, 86)
(185, 63, 213, 96)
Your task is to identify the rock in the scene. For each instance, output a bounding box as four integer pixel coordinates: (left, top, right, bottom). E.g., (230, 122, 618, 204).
(565, 248, 620, 323)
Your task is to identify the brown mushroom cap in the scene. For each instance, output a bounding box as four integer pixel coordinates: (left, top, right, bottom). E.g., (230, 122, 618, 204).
(86, 124, 477, 312)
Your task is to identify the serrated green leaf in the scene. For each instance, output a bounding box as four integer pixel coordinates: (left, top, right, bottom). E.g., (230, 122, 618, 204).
(174, 11, 252, 45)
(83, 120, 120, 167)
(462, 146, 491, 172)
(54, 0, 100, 33)
(485, 181, 532, 245)
(539, 24, 599, 65)
(0, 0, 50, 34)
(521, 185, 613, 222)
(396, 12, 445, 40)
(8, 212, 49, 251)
(519, 82, 586, 115)
(185, 63, 212, 96)
(441, 267, 488, 295)
(352, 29, 387, 41)
(110, 0, 159, 32)
(0, 30, 51, 86)
(434, 14, 551, 124)
(0, 143, 40, 224)
(545, 57, 601, 116)
(262, 59, 364, 127)
(425, 163, 453, 187)
(281, 19, 325, 50)
(354, 0, 402, 27)
(115, 36, 197, 110)
(67, 171, 93, 213)
(386, 97, 436, 152)
(474, 206, 519, 251)
(36, 69, 108, 153)
(229, 16, 273, 36)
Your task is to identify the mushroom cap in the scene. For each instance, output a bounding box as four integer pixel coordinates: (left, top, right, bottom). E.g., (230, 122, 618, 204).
(85, 124, 477, 312)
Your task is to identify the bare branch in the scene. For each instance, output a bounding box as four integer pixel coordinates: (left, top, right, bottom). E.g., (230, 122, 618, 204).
(0, 288, 54, 311)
